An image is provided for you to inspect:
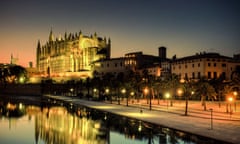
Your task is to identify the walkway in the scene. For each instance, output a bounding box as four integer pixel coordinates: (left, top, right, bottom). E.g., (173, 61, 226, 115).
(44, 95, 240, 144)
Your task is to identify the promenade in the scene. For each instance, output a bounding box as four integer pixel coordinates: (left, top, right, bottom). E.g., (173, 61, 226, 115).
(44, 95, 240, 144)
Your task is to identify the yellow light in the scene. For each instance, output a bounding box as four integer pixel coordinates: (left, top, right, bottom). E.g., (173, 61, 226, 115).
(105, 88, 109, 94)
(130, 91, 134, 96)
(121, 88, 126, 94)
(144, 87, 148, 95)
(233, 91, 237, 96)
(228, 97, 233, 102)
(165, 92, 170, 99)
(19, 76, 25, 83)
(177, 89, 183, 96)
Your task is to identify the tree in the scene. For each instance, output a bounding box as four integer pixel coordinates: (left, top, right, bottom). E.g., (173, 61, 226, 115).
(0, 64, 28, 84)
(196, 79, 217, 111)
(179, 79, 195, 116)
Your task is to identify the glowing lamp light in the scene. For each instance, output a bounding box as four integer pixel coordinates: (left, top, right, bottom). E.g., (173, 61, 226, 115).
(228, 97, 233, 102)
(144, 87, 149, 95)
(233, 91, 237, 96)
(130, 91, 134, 96)
(165, 92, 170, 99)
(177, 89, 183, 96)
(121, 88, 126, 94)
(105, 88, 110, 94)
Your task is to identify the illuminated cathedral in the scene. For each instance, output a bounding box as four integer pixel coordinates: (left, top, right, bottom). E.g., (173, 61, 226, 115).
(36, 30, 111, 80)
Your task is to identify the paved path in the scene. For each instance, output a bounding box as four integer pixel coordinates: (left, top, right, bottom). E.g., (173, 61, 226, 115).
(44, 95, 240, 144)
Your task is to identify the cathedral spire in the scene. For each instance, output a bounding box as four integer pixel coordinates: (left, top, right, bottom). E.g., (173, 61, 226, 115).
(49, 28, 54, 42)
(37, 40, 41, 49)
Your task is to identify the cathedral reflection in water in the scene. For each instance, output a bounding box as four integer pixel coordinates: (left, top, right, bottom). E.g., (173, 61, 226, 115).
(35, 106, 108, 144)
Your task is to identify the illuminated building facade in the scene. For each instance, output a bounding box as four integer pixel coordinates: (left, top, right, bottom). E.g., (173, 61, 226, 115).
(36, 30, 111, 79)
(92, 51, 163, 78)
(124, 52, 161, 72)
(171, 52, 240, 81)
(92, 57, 127, 77)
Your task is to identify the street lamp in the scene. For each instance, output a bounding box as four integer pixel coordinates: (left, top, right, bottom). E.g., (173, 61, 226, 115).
(233, 91, 238, 111)
(165, 92, 170, 109)
(177, 88, 183, 98)
(144, 87, 152, 110)
(228, 96, 233, 117)
(105, 88, 110, 102)
(209, 108, 213, 130)
(93, 88, 97, 99)
(130, 91, 134, 104)
(233, 91, 238, 97)
(121, 88, 126, 105)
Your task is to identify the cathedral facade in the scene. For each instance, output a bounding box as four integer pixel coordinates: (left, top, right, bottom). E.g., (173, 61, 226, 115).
(36, 30, 111, 79)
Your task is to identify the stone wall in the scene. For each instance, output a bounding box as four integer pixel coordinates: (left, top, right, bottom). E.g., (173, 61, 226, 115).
(0, 84, 42, 96)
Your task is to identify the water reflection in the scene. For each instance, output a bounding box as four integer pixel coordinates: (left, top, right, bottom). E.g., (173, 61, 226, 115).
(0, 96, 227, 144)
(36, 106, 107, 144)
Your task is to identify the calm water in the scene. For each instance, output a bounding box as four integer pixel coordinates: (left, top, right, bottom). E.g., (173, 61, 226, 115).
(0, 96, 225, 144)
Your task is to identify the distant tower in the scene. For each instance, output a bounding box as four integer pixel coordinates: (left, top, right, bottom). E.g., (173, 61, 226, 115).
(49, 28, 54, 42)
(158, 46, 167, 59)
(10, 54, 18, 65)
(29, 61, 33, 68)
(36, 40, 41, 70)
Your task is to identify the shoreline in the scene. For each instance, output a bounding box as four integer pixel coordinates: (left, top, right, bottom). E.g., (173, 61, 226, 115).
(42, 95, 240, 144)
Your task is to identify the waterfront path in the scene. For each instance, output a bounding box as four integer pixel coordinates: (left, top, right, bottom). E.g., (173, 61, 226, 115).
(44, 95, 240, 144)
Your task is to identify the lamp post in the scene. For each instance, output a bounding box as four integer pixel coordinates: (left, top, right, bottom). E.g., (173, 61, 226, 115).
(93, 88, 97, 99)
(105, 88, 110, 103)
(209, 108, 213, 130)
(228, 96, 233, 118)
(121, 88, 126, 106)
(233, 91, 238, 111)
(144, 87, 151, 110)
(165, 92, 170, 109)
(130, 91, 134, 104)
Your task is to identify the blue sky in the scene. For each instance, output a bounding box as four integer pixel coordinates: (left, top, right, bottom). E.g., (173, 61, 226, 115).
(0, 0, 239, 66)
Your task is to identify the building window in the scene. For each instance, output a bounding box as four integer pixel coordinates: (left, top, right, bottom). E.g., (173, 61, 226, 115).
(192, 72, 195, 79)
(222, 63, 226, 67)
(198, 72, 201, 79)
(179, 65, 181, 69)
(222, 72, 226, 80)
(115, 63, 118, 67)
(208, 72, 211, 79)
(185, 73, 188, 79)
(214, 63, 216, 67)
(213, 72, 217, 79)
(198, 63, 200, 67)
(107, 63, 109, 67)
(192, 64, 194, 68)
(208, 63, 211, 67)
(185, 65, 187, 68)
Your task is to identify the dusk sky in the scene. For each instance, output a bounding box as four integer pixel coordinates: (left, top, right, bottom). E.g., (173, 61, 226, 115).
(1, 0, 239, 67)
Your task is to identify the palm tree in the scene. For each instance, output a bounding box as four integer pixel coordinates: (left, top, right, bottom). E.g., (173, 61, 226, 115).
(196, 80, 217, 111)
(179, 79, 195, 116)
